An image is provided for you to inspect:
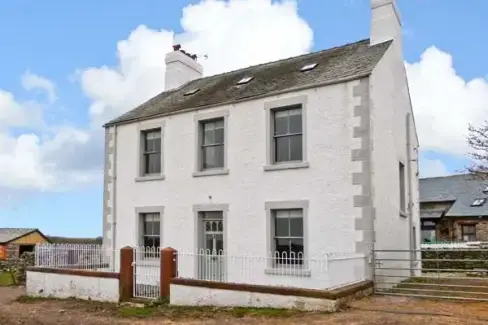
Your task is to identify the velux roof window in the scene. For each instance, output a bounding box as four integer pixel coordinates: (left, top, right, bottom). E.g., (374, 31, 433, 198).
(184, 88, 200, 96)
(471, 198, 486, 207)
(300, 63, 318, 72)
(237, 76, 254, 85)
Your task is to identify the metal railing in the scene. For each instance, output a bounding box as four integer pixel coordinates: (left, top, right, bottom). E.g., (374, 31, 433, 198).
(133, 247, 161, 299)
(374, 248, 488, 301)
(35, 244, 117, 272)
(176, 250, 366, 290)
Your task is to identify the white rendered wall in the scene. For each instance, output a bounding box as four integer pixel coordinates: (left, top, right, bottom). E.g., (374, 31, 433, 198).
(370, 40, 420, 283)
(26, 271, 119, 302)
(112, 82, 364, 289)
(170, 284, 337, 311)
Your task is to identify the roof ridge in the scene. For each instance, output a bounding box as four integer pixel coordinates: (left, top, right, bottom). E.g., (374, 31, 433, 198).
(186, 38, 372, 84)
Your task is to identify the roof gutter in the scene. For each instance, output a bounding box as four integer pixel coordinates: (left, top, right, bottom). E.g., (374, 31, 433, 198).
(103, 72, 372, 128)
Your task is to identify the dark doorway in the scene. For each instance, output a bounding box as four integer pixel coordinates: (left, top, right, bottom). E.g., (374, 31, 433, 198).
(19, 245, 35, 256)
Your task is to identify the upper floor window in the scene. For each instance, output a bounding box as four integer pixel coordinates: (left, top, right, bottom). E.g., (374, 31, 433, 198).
(273, 106, 303, 163)
(201, 119, 224, 170)
(142, 129, 161, 175)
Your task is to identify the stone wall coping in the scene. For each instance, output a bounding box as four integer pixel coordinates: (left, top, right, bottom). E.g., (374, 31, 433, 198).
(170, 278, 372, 300)
(26, 266, 119, 279)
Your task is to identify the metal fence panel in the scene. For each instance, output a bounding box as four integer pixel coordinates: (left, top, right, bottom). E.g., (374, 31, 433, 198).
(373, 248, 488, 301)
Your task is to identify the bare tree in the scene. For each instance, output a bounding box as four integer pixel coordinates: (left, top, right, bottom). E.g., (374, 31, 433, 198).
(467, 122, 488, 179)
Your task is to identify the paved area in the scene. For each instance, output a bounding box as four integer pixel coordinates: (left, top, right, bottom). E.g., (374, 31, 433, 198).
(2, 287, 488, 324)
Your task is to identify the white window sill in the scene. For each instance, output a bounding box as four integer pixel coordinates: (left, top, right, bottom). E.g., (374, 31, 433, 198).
(263, 161, 310, 172)
(135, 174, 165, 182)
(264, 268, 311, 277)
(193, 169, 229, 178)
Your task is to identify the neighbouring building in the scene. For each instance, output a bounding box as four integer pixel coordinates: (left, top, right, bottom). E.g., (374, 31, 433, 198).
(420, 174, 488, 243)
(102, 0, 420, 289)
(0, 228, 50, 260)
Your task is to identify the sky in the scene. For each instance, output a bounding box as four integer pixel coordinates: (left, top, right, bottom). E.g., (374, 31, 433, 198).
(0, 0, 487, 237)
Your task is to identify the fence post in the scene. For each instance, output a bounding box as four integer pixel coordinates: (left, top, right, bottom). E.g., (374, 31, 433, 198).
(160, 247, 177, 300)
(119, 246, 134, 302)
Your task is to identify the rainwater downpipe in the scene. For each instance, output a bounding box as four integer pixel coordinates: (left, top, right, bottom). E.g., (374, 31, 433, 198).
(406, 113, 415, 275)
(112, 125, 118, 268)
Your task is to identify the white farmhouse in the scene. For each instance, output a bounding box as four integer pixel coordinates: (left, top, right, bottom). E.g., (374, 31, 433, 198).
(102, 0, 420, 290)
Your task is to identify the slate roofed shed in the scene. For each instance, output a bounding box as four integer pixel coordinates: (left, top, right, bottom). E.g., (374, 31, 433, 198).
(105, 39, 393, 127)
(420, 174, 488, 217)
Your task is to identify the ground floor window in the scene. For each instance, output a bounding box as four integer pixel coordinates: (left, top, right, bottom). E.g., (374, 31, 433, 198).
(461, 224, 477, 242)
(272, 209, 304, 265)
(141, 213, 160, 249)
(421, 230, 436, 243)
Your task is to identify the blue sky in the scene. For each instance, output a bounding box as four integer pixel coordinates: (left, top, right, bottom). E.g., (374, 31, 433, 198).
(0, 0, 487, 237)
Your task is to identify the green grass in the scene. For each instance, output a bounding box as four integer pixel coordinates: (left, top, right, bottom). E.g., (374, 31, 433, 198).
(16, 296, 310, 319)
(0, 272, 14, 286)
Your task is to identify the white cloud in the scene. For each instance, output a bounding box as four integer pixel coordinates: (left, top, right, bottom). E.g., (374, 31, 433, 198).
(419, 158, 450, 178)
(81, 0, 313, 125)
(0, 0, 313, 191)
(21, 71, 58, 104)
(406, 47, 488, 156)
(0, 90, 43, 129)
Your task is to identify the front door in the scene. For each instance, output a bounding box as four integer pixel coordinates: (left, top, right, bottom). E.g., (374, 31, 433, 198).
(200, 212, 225, 281)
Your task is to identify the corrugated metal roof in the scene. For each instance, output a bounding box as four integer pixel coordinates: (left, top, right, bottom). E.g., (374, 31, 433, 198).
(420, 209, 445, 219)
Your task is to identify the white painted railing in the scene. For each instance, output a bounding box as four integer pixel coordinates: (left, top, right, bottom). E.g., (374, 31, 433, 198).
(35, 244, 117, 272)
(176, 250, 366, 290)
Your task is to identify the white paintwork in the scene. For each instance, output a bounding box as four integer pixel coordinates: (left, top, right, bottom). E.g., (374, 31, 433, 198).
(370, 14, 420, 282)
(165, 50, 203, 91)
(170, 284, 338, 311)
(26, 271, 119, 302)
(370, 0, 401, 46)
(110, 81, 366, 288)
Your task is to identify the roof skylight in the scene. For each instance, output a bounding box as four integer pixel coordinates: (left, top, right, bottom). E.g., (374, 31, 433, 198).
(300, 63, 318, 72)
(471, 198, 486, 207)
(183, 88, 200, 96)
(237, 76, 254, 85)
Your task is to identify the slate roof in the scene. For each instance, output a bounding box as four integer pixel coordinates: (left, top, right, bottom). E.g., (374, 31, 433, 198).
(106, 39, 392, 126)
(0, 228, 38, 244)
(420, 174, 488, 217)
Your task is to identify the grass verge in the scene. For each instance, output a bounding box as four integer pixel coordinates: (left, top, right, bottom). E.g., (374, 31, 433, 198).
(0, 272, 14, 286)
(16, 296, 311, 319)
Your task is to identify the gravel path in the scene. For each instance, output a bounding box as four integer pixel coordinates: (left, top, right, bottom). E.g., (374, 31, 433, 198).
(2, 287, 488, 324)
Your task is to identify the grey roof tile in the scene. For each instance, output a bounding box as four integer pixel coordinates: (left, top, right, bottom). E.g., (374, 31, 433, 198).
(0, 228, 37, 244)
(106, 39, 392, 126)
(420, 174, 488, 217)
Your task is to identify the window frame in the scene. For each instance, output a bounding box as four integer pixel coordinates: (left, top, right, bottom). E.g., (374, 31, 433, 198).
(264, 96, 309, 171)
(461, 224, 477, 242)
(135, 206, 164, 260)
(136, 120, 166, 182)
(272, 209, 305, 267)
(399, 161, 406, 215)
(193, 109, 230, 177)
(200, 118, 225, 170)
(264, 200, 310, 276)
